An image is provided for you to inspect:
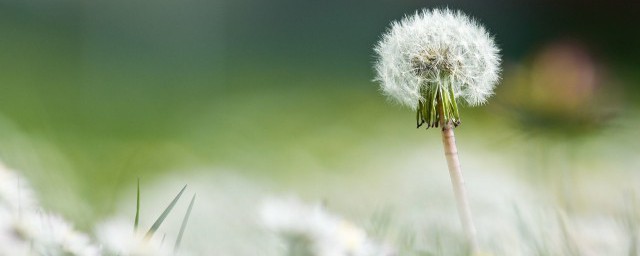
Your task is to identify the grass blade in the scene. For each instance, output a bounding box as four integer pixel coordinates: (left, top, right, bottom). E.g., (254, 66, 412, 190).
(174, 193, 196, 252)
(134, 178, 140, 231)
(145, 184, 187, 239)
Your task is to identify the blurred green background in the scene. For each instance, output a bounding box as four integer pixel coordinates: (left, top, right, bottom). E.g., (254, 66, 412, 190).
(0, 0, 639, 228)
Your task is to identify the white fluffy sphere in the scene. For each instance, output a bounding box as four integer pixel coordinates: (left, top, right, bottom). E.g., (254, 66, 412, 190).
(374, 8, 501, 109)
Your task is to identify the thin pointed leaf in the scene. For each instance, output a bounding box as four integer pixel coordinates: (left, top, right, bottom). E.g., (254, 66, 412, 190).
(145, 184, 187, 239)
(135, 178, 141, 231)
(175, 194, 196, 252)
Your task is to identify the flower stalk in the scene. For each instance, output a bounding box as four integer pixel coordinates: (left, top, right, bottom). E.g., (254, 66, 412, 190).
(437, 97, 479, 253)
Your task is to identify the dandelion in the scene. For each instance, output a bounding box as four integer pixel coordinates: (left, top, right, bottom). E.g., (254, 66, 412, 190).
(375, 8, 500, 127)
(374, 8, 501, 253)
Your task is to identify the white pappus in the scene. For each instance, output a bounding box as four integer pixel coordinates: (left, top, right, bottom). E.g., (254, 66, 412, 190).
(374, 8, 501, 127)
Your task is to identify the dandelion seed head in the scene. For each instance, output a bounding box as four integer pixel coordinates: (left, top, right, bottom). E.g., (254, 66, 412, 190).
(374, 8, 501, 110)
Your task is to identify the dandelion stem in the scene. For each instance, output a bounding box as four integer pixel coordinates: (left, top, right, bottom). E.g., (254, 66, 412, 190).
(437, 96, 479, 253)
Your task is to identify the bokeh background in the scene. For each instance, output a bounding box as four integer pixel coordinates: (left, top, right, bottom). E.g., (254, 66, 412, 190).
(0, 0, 639, 248)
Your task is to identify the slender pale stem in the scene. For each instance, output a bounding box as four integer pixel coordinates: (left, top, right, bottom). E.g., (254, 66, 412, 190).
(437, 95, 479, 253)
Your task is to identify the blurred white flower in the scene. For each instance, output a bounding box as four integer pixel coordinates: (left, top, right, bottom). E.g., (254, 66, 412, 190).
(260, 196, 393, 256)
(0, 206, 33, 255)
(29, 212, 100, 256)
(0, 161, 99, 256)
(0, 162, 38, 211)
(374, 8, 500, 126)
(96, 217, 173, 256)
